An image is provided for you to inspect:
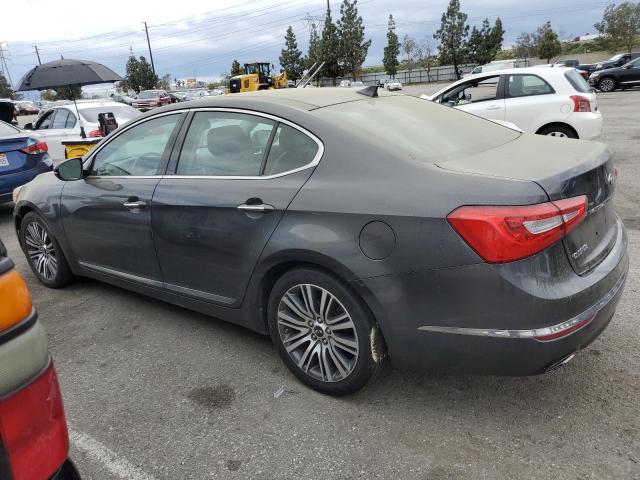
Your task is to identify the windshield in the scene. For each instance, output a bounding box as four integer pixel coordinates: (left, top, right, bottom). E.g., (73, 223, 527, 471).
(79, 105, 140, 123)
(315, 96, 520, 162)
(608, 54, 624, 62)
(138, 91, 160, 99)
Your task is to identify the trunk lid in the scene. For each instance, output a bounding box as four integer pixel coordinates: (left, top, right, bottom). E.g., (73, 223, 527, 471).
(0, 134, 36, 174)
(437, 134, 617, 275)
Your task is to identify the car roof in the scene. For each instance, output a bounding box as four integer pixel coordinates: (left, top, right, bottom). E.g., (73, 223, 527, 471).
(136, 87, 402, 114)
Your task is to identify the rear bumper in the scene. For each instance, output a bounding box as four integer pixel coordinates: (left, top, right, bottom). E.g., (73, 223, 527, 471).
(572, 111, 603, 140)
(356, 218, 629, 374)
(0, 162, 52, 199)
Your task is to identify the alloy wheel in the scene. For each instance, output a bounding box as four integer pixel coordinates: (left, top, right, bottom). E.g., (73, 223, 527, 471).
(599, 78, 614, 92)
(277, 283, 359, 383)
(24, 222, 58, 281)
(545, 131, 568, 138)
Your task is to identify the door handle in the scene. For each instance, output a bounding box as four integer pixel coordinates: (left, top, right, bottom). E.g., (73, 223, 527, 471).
(237, 203, 275, 213)
(486, 105, 502, 110)
(123, 200, 147, 209)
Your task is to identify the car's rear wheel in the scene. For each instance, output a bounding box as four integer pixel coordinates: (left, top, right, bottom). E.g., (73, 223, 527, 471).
(20, 212, 73, 288)
(267, 268, 381, 395)
(598, 77, 616, 92)
(538, 124, 578, 139)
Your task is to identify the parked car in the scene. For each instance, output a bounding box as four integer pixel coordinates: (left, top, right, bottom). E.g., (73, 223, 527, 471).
(24, 100, 141, 162)
(15, 100, 39, 115)
(168, 91, 186, 103)
(593, 52, 640, 72)
(0, 120, 52, 203)
(0, 238, 81, 479)
(424, 67, 602, 139)
(383, 79, 402, 91)
(339, 80, 351, 87)
(132, 90, 171, 110)
(350, 81, 366, 90)
(589, 57, 640, 92)
(112, 94, 134, 105)
(13, 88, 628, 395)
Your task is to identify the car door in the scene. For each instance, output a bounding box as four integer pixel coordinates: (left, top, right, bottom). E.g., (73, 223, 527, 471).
(440, 75, 505, 121)
(502, 73, 558, 133)
(619, 58, 640, 87)
(152, 109, 322, 307)
(61, 112, 185, 282)
(31, 108, 77, 162)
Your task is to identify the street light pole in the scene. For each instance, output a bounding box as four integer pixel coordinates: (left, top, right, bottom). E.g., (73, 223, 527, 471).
(143, 21, 156, 75)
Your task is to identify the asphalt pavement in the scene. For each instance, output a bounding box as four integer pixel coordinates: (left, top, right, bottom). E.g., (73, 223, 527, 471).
(3, 88, 639, 479)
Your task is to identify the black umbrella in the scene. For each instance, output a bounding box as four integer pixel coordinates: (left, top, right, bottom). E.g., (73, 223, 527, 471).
(16, 59, 123, 138)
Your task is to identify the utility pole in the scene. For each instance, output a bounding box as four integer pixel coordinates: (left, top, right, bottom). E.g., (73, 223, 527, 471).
(0, 42, 13, 88)
(143, 22, 156, 75)
(34, 45, 41, 65)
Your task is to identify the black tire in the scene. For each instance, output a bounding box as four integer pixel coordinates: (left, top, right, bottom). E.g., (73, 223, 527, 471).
(538, 124, 578, 139)
(267, 268, 381, 395)
(598, 77, 616, 92)
(20, 211, 73, 288)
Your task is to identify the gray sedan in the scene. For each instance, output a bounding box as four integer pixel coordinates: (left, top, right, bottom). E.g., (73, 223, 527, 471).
(13, 88, 628, 395)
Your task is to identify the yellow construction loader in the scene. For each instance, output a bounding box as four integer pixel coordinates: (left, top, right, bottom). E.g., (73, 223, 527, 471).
(228, 62, 288, 93)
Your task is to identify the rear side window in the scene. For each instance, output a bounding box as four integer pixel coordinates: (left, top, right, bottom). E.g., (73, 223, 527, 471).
(507, 74, 554, 97)
(177, 111, 275, 176)
(263, 124, 318, 175)
(564, 70, 592, 93)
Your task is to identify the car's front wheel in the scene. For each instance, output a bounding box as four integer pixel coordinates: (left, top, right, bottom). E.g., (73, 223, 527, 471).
(598, 77, 616, 92)
(20, 212, 73, 288)
(268, 268, 381, 395)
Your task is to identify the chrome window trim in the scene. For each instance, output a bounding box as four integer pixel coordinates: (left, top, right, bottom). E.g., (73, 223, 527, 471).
(83, 107, 324, 181)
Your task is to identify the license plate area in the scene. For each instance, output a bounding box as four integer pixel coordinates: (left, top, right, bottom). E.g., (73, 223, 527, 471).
(0, 153, 8, 167)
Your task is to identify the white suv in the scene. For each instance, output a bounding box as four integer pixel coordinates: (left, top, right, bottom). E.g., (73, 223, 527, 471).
(423, 67, 602, 140)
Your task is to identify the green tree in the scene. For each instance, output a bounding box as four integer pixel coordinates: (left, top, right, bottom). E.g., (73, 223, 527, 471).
(279, 26, 305, 81)
(230, 60, 242, 76)
(537, 21, 562, 63)
(337, 0, 371, 80)
(434, 0, 469, 79)
(306, 23, 321, 70)
(595, 2, 640, 52)
(0, 74, 14, 99)
(137, 56, 157, 90)
(320, 6, 342, 85)
(383, 15, 401, 77)
(467, 17, 504, 65)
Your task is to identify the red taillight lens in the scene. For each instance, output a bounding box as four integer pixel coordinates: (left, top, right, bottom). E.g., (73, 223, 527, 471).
(0, 364, 69, 480)
(20, 141, 48, 155)
(570, 95, 591, 112)
(88, 129, 103, 137)
(447, 195, 588, 263)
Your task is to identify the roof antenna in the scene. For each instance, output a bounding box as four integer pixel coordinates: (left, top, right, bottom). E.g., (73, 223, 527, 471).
(357, 85, 378, 97)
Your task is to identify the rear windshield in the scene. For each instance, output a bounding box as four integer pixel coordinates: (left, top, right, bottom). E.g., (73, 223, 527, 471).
(564, 69, 592, 93)
(315, 95, 520, 161)
(139, 91, 160, 99)
(80, 105, 139, 123)
(0, 121, 19, 136)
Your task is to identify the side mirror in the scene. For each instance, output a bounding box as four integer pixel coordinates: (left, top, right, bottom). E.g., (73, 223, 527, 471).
(23, 123, 34, 130)
(54, 157, 84, 181)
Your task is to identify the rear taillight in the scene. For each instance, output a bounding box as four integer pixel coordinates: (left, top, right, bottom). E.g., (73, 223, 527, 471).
(447, 195, 588, 263)
(88, 129, 103, 137)
(0, 364, 69, 480)
(570, 95, 591, 112)
(0, 269, 32, 332)
(19, 141, 48, 155)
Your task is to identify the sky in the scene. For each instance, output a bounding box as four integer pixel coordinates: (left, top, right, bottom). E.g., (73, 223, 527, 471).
(1, 0, 618, 91)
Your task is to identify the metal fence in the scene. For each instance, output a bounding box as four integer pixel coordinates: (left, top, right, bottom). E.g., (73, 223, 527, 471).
(317, 59, 529, 87)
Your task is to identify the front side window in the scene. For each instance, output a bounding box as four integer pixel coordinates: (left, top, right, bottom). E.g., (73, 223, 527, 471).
(440, 75, 500, 106)
(51, 109, 71, 129)
(177, 111, 275, 176)
(507, 74, 554, 97)
(90, 114, 180, 176)
(35, 110, 55, 130)
(263, 124, 319, 176)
